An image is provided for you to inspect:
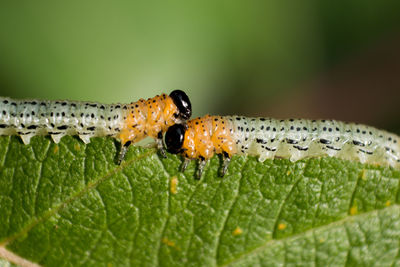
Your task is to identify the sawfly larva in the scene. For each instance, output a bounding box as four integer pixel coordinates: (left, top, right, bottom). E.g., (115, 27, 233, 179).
(0, 90, 192, 162)
(165, 115, 400, 178)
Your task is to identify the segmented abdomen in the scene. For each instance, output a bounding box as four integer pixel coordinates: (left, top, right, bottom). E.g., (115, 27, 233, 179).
(0, 97, 125, 144)
(229, 116, 400, 168)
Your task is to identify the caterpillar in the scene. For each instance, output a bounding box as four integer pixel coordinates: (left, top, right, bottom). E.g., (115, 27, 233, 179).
(164, 115, 400, 178)
(0, 90, 191, 162)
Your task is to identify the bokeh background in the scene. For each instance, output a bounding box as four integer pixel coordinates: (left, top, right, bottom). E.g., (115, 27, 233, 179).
(1, 1, 400, 132)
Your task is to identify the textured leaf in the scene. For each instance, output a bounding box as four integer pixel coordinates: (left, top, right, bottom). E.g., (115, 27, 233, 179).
(0, 135, 399, 266)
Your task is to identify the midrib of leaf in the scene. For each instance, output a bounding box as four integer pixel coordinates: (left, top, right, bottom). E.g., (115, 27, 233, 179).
(0, 148, 156, 247)
(0, 246, 39, 267)
(218, 204, 400, 267)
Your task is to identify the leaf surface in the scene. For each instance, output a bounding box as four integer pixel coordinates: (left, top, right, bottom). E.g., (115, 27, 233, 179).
(0, 136, 399, 266)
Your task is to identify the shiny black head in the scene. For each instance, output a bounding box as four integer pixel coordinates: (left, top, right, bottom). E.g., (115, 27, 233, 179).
(169, 90, 192, 120)
(165, 124, 186, 154)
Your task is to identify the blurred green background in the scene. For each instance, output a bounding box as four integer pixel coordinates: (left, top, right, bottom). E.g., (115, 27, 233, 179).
(0, 1, 399, 131)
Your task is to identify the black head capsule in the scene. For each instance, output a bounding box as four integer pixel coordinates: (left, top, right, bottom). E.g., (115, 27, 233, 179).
(169, 90, 192, 120)
(165, 124, 186, 154)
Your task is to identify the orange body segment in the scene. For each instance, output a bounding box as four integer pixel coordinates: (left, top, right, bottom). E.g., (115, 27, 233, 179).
(119, 93, 180, 145)
(181, 115, 236, 159)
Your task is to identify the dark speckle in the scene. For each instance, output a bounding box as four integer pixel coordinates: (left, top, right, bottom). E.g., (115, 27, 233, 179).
(57, 125, 68, 130)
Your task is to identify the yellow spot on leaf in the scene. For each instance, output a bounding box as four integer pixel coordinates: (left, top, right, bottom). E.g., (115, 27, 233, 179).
(278, 223, 286, 230)
(360, 169, 367, 180)
(286, 170, 291, 176)
(232, 227, 243, 236)
(53, 145, 59, 154)
(170, 176, 178, 194)
(162, 237, 175, 247)
(319, 238, 325, 243)
(350, 206, 357, 215)
(162, 237, 180, 250)
(74, 143, 80, 151)
(386, 200, 391, 207)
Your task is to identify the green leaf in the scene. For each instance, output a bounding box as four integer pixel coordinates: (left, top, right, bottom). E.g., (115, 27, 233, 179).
(0, 135, 399, 266)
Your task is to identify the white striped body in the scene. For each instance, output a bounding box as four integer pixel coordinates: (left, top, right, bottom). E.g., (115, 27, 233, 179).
(228, 116, 400, 168)
(0, 97, 126, 144)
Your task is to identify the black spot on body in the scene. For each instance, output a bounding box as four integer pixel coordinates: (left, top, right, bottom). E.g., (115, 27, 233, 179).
(352, 140, 365, 147)
(286, 138, 298, 144)
(320, 139, 331, 144)
(359, 148, 373, 155)
(294, 145, 308, 151)
(256, 138, 267, 144)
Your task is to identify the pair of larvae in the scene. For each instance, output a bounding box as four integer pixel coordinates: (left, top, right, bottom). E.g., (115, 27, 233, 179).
(1, 91, 400, 179)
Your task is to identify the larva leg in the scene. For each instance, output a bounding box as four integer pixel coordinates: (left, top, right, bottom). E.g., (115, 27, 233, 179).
(118, 141, 131, 164)
(20, 134, 34, 145)
(197, 158, 207, 179)
(181, 157, 191, 172)
(157, 131, 167, 158)
(219, 152, 231, 177)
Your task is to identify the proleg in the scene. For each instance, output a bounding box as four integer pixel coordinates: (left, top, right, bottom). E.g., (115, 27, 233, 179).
(164, 115, 400, 178)
(0, 90, 192, 163)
